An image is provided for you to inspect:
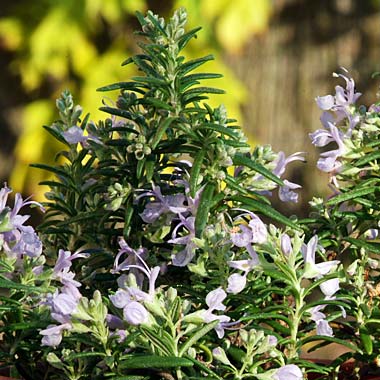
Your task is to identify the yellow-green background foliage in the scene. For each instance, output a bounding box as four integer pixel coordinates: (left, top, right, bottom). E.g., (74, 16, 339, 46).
(0, 0, 272, 200)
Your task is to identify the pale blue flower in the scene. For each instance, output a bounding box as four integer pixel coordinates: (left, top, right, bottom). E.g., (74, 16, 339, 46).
(169, 215, 197, 266)
(123, 301, 149, 325)
(40, 323, 72, 347)
(278, 180, 301, 203)
(273, 364, 303, 380)
(52, 249, 88, 287)
(301, 236, 339, 279)
(280, 234, 292, 256)
(315, 94, 335, 110)
(316, 123, 347, 173)
(138, 185, 187, 223)
(320, 278, 340, 298)
(230, 210, 267, 247)
(62, 126, 87, 144)
(228, 245, 259, 272)
(272, 152, 305, 203)
(226, 273, 247, 294)
(112, 238, 147, 286)
(201, 288, 231, 338)
(309, 128, 334, 147)
(316, 318, 333, 337)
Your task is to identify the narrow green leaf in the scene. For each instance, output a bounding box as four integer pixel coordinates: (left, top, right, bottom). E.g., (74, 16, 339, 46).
(325, 187, 377, 206)
(178, 55, 214, 75)
(230, 195, 302, 231)
(0, 321, 48, 333)
(0, 277, 42, 293)
(239, 312, 291, 326)
(359, 326, 373, 354)
(233, 153, 284, 186)
(136, 159, 144, 180)
(42, 125, 68, 145)
(145, 156, 156, 182)
(196, 123, 239, 139)
(140, 327, 174, 356)
(181, 73, 223, 83)
(99, 107, 133, 120)
(195, 182, 215, 237)
(97, 81, 146, 93)
(151, 117, 177, 149)
(178, 320, 219, 357)
(190, 150, 206, 198)
(182, 86, 225, 97)
(355, 151, 380, 166)
(110, 376, 148, 380)
(343, 237, 380, 254)
(184, 355, 223, 379)
(177, 26, 202, 51)
(110, 377, 148, 380)
(30, 163, 71, 180)
(67, 352, 106, 360)
(118, 355, 193, 369)
(132, 76, 167, 86)
(132, 55, 157, 77)
(139, 98, 174, 111)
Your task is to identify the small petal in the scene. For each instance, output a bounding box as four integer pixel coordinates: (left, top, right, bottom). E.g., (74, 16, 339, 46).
(281, 234, 292, 256)
(205, 288, 227, 311)
(226, 273, 247, 294)
(274, 364, 303, 380)
(316, 319, 333, 337)
(320, 278, 340, 297)
(316, 95, 335, 110)
(62, 126, 87, 144)
(123, 301, 149, 325)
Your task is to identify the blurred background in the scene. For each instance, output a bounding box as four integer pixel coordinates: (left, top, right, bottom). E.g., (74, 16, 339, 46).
(0, 0, 380, 217)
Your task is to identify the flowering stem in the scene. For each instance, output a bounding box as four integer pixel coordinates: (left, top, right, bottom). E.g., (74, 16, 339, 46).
(288, 278, 305, 360)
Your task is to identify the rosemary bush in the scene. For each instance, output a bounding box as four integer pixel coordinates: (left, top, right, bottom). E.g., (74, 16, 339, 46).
(1, 8, 380, 380)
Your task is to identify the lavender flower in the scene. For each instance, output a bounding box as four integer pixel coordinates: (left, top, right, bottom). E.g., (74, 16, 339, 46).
(272, 151, 305, 203)
(273, 364, 303, 380)
(110, 249, 160, 325)
(138, 185, 187, 223)
(316, 123, 347, 173)
(123, 301, 149, 325)
(62, 126, 88, 144)
(230, 210, 267, 247)
(301, 236, 339, 279)
(201, 288, 231, 338)
(310, 304, 334, 337)
(169, 215, 197, 266)
(226, 273, 247, 294)
(280, 233, 292, 256)
(40, 323, 72, 348)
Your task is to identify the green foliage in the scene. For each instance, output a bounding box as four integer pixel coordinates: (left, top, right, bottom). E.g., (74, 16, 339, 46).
(0, 1, 268, 199)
